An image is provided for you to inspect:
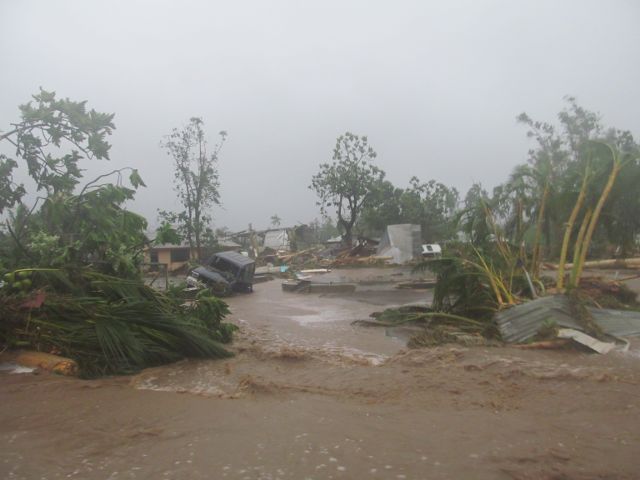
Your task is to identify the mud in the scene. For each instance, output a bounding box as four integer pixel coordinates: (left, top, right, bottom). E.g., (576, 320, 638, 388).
(2, 268, 640, 479)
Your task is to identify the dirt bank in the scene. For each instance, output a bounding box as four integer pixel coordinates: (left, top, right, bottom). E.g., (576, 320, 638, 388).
(2, 268, 640, 480)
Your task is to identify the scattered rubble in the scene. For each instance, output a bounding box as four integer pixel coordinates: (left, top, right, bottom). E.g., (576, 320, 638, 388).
(395, 279, 437, 289)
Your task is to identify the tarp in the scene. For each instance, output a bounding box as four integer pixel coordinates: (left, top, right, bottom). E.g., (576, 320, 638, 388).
(376, 224, 422, 264)
(263, 229, 290, 251)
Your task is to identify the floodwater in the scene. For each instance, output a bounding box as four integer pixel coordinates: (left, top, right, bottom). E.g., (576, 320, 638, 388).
(2, 268, 640, 479)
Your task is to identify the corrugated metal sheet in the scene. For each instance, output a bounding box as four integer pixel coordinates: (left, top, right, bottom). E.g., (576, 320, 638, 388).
(496, 296, 581, 343)
(591, 308, 640, 337)
(496, 295, 640, 343)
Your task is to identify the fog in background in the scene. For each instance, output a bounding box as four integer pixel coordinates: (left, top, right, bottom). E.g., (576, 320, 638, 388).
(1, 0, 639, 232)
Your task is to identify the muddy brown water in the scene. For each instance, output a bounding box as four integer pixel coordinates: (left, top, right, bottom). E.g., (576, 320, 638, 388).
(2, 268, 640, 480)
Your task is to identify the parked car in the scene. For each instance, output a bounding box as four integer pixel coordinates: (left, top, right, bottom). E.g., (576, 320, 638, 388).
(186, 251, 255, 295)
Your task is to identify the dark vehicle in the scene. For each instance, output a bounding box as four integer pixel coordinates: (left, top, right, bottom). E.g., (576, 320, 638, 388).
(186, 251, 255, 295)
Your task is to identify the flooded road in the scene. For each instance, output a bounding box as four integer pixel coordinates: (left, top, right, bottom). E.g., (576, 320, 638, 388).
(227, 268, 432, 358)
(2, 268, 640, 479)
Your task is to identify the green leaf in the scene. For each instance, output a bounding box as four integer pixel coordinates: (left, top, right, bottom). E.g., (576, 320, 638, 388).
(129, 169, 146, 188)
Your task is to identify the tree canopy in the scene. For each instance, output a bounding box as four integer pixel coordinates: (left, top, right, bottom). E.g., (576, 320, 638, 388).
(310, 132, 385, 244)
(0, 88, 115, 213)
(159, 117, 226, 259)
(359, 177, 459, 242)
(0, 89, 147, 277)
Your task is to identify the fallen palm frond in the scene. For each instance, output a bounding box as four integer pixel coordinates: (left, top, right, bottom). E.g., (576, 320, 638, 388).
(0, 268, 235, 377)
(363, 305, 485, 330)
(357, 304, 498, 347)
(408, 327, 491, 348)
(416, 244, 530, 319)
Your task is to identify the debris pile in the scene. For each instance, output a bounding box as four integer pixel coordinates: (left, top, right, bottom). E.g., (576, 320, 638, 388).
(218, 223, 428, 270)
(355, 273, 640, 354)
(575, 276, 638, 309)
(495, 293, 640, 352)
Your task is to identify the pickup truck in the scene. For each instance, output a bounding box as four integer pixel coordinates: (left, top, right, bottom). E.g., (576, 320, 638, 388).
(186, 251, 255, 295)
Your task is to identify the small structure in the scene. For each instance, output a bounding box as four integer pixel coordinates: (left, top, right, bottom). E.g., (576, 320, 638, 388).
(377, 224, 422, 264)
(147, 243, 195, 272)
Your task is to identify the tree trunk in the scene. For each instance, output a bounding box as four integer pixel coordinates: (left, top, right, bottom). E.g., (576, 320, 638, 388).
(557, 168, 590, 291)
(194, 225, 202, 260)
(569, 207, 593, 288)
(341, 219, 354, 246)
(337, 197, 356, 247)
(572, 158, 622, 286)
(530, 183, 549, 278)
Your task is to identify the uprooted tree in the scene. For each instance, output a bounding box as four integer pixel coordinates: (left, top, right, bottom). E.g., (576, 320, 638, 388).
(310, 132, 385, 245)
(160, 118, 226, 260)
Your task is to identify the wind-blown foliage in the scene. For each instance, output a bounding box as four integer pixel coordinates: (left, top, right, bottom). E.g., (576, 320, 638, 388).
(0, 89, 148, 278)
(0, 91, 238, 377)
(310, 132, 384, 244)
(0, 268, 235, 377)
(464, 98, 640, 281)
(359, 177, 459, 241)
(1, 178, 148, 278)
(457, 183, 494, 245)
(0, 88, 115, 213)
(405, 177, 459, 242)
(421, 240, 536, 314)
(313, 100, 638, 268)
(160, 118, 226, 260)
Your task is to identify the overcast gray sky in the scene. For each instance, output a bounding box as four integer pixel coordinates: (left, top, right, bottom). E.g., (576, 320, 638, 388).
(1, 0, 639, 231)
